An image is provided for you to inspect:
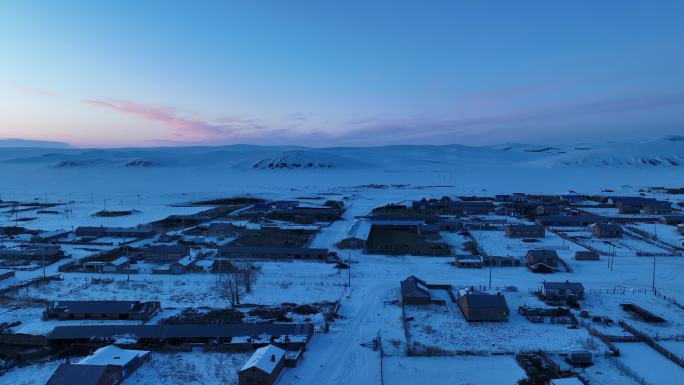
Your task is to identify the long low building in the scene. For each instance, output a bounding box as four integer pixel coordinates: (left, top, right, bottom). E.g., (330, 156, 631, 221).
(43, 300, 160, 321)
(535, 215, 596, 227)
(47, 323, 314, 348)
(219, 246, 332, 260)
(75, 226, 156, 239)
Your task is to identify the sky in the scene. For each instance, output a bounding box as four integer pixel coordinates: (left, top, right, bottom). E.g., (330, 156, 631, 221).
(0, 0, 683, 148)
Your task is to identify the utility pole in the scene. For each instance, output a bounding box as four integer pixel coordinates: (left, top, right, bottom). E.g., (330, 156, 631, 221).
(488, 260, 492, 290)
(652, 255, 656, 293)
(347, 253, 351, 288)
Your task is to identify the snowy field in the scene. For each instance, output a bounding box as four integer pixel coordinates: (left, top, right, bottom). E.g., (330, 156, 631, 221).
(1, 141, 684, 385)
(614, 342, 684, 385)
(405, 293, 590, 353)
(383, 355, 526, 385)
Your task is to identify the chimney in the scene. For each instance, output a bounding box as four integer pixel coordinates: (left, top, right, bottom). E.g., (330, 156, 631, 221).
(270, 354, 275, 362)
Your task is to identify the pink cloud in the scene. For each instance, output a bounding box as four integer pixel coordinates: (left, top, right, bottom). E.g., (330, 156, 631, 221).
(0, 80, 57, 97)
(82, 99, 229, 139)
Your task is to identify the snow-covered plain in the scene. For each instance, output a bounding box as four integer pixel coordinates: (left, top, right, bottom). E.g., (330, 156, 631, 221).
(1, 139, 684, 385)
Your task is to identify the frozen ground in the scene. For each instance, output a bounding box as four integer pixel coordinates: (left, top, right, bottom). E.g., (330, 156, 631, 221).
(1, 140, 684, 384)
(614, 342, 684, 385)
(382, 355, 526, 385)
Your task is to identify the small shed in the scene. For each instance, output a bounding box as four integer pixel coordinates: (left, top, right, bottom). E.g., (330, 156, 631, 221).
(575, 251, 599, 261)
(541, 281, 585, 299)
(458, 292, 509, 322)
(591, 223, 623, 238)
(526, 250, 560, 271)
(238, 344, 286, 385)
(505, 224, 545, 238)
(400, 275, 431, 305)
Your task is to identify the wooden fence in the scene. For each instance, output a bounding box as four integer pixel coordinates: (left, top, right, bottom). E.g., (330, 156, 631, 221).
(620, 321, 684, 369)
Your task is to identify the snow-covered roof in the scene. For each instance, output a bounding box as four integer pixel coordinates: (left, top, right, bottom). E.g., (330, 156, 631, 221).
(550, 378, 585, 385)
(109, 256, 129, 266)
(240, 344, 285, 373)
(77, 344, 149, 367)
(175, 255, 194, 266)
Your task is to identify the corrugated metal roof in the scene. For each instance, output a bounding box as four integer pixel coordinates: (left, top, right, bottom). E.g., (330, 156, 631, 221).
(48, 323, 313, 340)
(51, 301, 138, 314)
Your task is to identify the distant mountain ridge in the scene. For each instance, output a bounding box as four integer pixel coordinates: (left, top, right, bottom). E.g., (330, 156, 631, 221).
(0, 138, 71, 148)
(0, 136, 682, 171)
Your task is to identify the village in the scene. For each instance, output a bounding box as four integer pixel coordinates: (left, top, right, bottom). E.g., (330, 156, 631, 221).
(0, 187, 683, 385)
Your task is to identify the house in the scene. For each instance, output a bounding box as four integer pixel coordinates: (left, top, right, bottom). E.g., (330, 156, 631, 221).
(75, 226, 155, 240)
(435, 216, 462, 231)
(536, 204, 561, 216)
(455, 255, 483, 268)
(505, 224, 545, 238)
(541, 281, 585, 299)
(43, 300, 160, 321)
(659, 215, 684, 225)
(238, 344, 286, 385)
(78, 345, 151, 378)
(0, 268, 15, 281)
(143, 244, 189, 262)
(169, 255, 197, 274)
(449, 201, 496, 215)
(365, 223, 451, 256)
(0, 246, 64, 264)
(219, 246, 332, 260)
(566, 350, 593, 366)
(400, 276, 431, 305)
(526, 250, 560, 272)
(32, 229, 71, 243)
(47, 364, 123, 385)
(575, 251, 599, 261)
(560, 195, 586, 203)
(535, 215, 595, 227)
(458, 291, 509, 322)
(591, 223, 623, 238)
(642, 200, 673, 214)
(205, 222, 242, 237)
(102, 257, 130, 273)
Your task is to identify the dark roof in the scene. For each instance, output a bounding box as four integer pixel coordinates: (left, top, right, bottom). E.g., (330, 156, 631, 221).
(542, 281, 585, 291)
(220, 246, 328, 255)
(50, 301, 138, 314)
(644, 200, 672, 209)
(400, 276, 430, 299)
(536, 215, 594, 224)
(527, 249, 559, 259)
(593, 223, 623, 232)
(47, 323, 313, 340)
(47, 364, 120, 385)
(575, 251, 599, 256)
(145, 244, 187, 253)
(461, 293, 508, 309)
(505, 224, 544, 231)
(609, 196, 657, 204)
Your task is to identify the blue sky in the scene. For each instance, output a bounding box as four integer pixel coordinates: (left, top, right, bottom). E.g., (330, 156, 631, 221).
(1, 1, 683, 147)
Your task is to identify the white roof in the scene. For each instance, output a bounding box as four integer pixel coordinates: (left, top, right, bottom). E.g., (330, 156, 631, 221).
(550, 378, 584, 385)
(175, 255, 194, 266)
(110, 256, 129, 266)
(240, 344, 285, 374)
(77, 344, 149, 367)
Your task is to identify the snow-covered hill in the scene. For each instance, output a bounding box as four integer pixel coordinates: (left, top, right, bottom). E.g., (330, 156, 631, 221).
(0, 136, 682, 196)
